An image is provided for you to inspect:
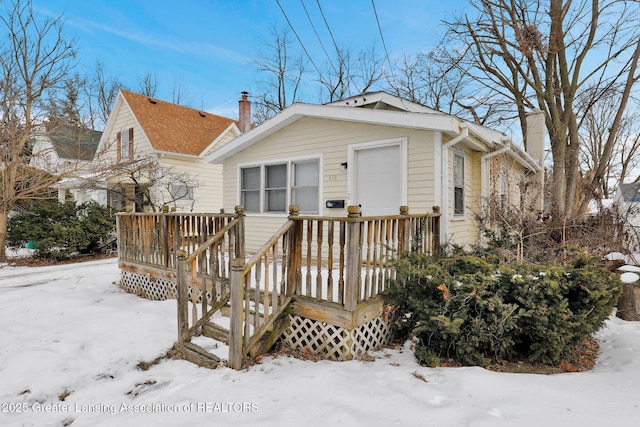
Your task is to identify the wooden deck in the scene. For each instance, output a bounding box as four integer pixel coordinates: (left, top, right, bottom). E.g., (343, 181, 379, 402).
(117, 205, 440, 369)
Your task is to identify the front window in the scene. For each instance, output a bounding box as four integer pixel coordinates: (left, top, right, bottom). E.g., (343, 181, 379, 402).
(292, 160, 319, 213)
(265, 164, 287, 212)
(241, 167, 260, 212)
(453, 151, 465, 216)
(240, 158, 320, 214)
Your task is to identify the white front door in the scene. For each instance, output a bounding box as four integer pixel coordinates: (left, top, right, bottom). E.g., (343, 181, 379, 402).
(354, 144, 402, 216)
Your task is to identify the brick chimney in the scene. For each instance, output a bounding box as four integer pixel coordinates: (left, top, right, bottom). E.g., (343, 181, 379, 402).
(238, 91, 251, 133)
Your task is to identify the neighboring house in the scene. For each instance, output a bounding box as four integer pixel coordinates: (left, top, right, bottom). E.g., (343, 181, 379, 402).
(95, 89, 244, 212)
(208, 92, 545, 252)
(30, 122, 103, 205)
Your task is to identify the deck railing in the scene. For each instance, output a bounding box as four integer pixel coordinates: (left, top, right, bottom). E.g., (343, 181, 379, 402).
(118, 205, 440, 370)
(117, 211, 237, 271)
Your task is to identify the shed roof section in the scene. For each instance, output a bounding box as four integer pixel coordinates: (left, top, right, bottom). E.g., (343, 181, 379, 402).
(120, 89, 237, 156)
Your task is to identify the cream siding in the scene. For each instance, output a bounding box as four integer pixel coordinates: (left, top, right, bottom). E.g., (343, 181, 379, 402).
(222, 117, 439, 252)
(159, 155, 223, 212)
(97, 102, 154, 165)
(446, 145, 478, 246)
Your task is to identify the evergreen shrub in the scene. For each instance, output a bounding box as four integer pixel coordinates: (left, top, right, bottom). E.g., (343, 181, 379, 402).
(386, 252, 621, 366)
(8, 200, 116, 259)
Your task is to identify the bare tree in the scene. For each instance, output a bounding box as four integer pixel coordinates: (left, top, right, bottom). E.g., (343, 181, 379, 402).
(91, 61, 125, 129)
(0, 0, 77, 260)
(579, 91, 640, 200)
(137, 70, 158, 97)
(253, 27, 306, 124)
(318, 44, 386, 102)
(444, 0, 640, 219)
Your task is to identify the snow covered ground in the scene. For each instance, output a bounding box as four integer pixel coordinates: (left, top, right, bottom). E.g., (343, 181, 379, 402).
(1, 258, 640, 426)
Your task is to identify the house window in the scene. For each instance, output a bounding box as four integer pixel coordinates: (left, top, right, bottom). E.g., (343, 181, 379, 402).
(117, 128, 134, 161)
(265, 164, 287, 212)
(453, 150, 465, 216)
(240, 158, 320, 214)
(108, 186, 126, 211)
(292, 160, 319, 213)
(241, 167, 261, 212)
(170, 183, 195, 201)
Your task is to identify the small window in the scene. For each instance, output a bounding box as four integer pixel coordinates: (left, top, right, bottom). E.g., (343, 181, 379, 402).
(118, 128, 133, 161)
(108, 186, 126, 211)
(453, 151, 465, 216)
(170, 183, 195, 201)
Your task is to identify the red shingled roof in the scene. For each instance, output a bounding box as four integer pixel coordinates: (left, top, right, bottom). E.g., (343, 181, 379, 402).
(121, 89, 237, 156)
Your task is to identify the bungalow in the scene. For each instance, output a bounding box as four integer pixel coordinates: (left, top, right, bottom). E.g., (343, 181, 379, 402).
(95, 89, 245, 212)
(208, 92, 545, 251)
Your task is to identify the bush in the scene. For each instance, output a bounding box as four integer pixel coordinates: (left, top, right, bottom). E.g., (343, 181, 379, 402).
(8, 200, 116, 259)
(386, 252, 621, 366)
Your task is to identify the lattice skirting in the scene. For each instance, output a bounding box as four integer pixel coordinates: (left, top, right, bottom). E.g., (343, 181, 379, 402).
(280, 314, 394, 361)
(119, 271, 210, 303)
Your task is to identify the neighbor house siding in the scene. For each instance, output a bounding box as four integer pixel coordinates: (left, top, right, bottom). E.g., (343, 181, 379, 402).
(100, 104, 154, 164)
(160, 155, 223, 212)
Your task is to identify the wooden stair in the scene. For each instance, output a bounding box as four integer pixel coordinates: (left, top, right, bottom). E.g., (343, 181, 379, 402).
(180, 342, 224, 369)
(202, 322, 230, 345)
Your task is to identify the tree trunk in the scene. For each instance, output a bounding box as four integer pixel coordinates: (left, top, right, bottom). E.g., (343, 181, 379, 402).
(0, 210, 8, 260)
(616, 283, 640, 321)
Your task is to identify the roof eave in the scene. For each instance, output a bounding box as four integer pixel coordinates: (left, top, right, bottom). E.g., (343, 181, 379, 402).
(208, 103, 459, 164)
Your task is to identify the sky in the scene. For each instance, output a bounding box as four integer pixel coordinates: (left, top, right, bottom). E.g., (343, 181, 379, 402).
(2, 254, 640, 426)
(29, 0, 469, 120)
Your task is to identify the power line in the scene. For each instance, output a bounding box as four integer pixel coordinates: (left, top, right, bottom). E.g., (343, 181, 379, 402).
(371, 0, 398, 88)
(316, 0, 355, 94)
(300, 0, 336, 73)
(275, 0, 325, 80)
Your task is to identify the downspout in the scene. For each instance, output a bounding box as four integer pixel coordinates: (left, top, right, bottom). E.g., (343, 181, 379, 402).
(440, 127, 469, 244)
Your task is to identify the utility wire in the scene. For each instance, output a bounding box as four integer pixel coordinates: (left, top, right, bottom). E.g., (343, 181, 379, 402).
(371, 0, 398, 88)
(275, 0, 325, 80)
(316, 0, 355, 95)
(301, 0, 336, 73)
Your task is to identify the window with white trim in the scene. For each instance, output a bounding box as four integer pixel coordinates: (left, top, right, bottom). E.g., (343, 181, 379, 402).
(453, 150, 465, 216)
(240, 158, 319, 214)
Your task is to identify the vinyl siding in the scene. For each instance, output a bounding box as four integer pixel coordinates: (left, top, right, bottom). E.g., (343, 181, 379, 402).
(446, 145, 479, 247)
(222, 117, 438, 252)
(159, 156, 223, 212)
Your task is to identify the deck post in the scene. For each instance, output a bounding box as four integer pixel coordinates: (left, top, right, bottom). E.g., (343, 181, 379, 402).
(234, 205, 245, 260)
(287, 205, 302, 296)
(432, 206, 441, 255)
(398, 206, 410, 253)
(229, 257, 245, 370)
(344, 205, 362, 312)
(176, 250, 188, 342)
